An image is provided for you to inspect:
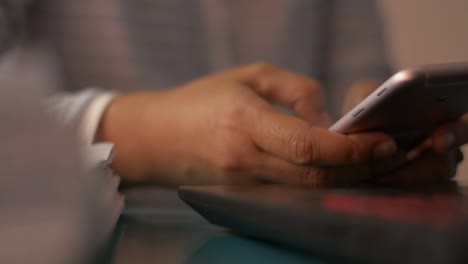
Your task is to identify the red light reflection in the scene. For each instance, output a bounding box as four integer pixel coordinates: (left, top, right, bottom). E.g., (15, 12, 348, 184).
(322, 194, 463, 229)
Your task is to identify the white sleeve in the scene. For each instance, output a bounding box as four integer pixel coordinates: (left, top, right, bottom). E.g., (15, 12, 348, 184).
(47, 88, 119, 169)
(78, 92, 118, 145)
(47, 88, 118, 144)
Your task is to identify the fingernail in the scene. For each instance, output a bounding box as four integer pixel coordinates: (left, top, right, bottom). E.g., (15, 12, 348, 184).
(373, 141, 397, 159)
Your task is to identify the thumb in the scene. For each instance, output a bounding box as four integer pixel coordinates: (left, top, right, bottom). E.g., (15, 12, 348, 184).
(249, 104, 398, 165)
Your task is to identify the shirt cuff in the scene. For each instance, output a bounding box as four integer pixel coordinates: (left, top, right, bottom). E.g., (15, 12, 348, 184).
(78, 92, 118, 145)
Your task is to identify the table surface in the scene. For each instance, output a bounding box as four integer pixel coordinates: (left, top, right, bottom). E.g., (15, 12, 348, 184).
(111, 186, 333, 264)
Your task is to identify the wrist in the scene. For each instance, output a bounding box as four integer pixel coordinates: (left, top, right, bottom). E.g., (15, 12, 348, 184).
(98, 92, 159, 182)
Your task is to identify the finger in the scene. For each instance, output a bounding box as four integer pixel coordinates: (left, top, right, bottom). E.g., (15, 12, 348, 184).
(430, 113, 468, 152)
(254, 152, 372, 187)
(406, 137, 432, 160)
(379, 150, 459, 186)
(228, 63, 332, 127)
(248, 105, 397, 165)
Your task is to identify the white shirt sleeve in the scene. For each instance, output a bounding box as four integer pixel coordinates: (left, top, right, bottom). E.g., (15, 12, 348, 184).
(78, 92, 118, 145)
(47, 88, 118, 143)
(46, 88, 119, 170)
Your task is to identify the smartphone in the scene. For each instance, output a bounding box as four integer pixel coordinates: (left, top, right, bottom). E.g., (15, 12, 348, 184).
(330, 62, 468, 149)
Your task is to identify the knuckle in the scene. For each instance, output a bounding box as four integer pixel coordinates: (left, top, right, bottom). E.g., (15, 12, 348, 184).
(343, 138, 364, 163)
(299, 85, 326, 111)
(212, 126, 247, 173)
(290, 131, 316, 163)
(219, 101, 248, 129)
(211, 133, 251, 175)
(299, 85, 318, 98)
(294, 79, 322, 98)
(213, 150, 242, 172)
(295, 84, 315, 99)
(212, 136, 245, 173)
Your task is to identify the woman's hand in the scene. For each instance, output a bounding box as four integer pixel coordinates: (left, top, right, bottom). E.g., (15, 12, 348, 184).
(98, 64, 397, 186)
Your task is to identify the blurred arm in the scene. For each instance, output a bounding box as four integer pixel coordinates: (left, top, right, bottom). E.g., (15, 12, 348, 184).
(0, 0, 119, 146)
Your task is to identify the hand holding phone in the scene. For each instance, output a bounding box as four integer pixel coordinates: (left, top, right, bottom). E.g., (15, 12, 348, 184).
(331, 62, 468, 151)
